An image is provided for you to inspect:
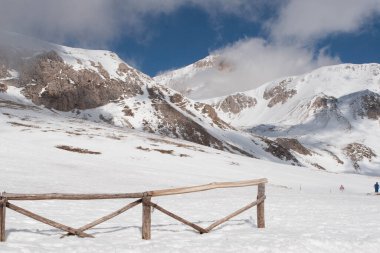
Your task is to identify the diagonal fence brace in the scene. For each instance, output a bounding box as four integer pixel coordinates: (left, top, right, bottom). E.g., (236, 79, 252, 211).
(148, 201, 208, 234)
(65, 198, 142, 236)
(6, 202, 93, 238)
(205, 195, 266, 232)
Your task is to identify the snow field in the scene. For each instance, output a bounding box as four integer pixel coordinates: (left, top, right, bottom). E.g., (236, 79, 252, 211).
(1, 100, 380, 252)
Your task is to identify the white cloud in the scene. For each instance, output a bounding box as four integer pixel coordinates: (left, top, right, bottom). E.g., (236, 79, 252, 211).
(0, 0, 270, 46)
(168, 38, 340, 99)
(167, 0, 380, 98)
(269, 0, 380, 43)
(0, 0, 378, 99)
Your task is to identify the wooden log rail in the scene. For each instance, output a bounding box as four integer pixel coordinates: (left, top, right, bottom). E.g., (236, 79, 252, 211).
(0, 178, 267, 242)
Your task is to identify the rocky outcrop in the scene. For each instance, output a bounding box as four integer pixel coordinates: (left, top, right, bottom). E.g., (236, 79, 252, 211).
(311, 163, 326, 170)
(343, 143, 376, 170)
(348, 90, 380, 120)
(216, 93, 257, 114)
(310, 95, 338, 111)
(263, 78, 297, 107)
(195, 102, 231, 129)
(260, 137, 301, 166)
(0, 83, 7, 93)
(19, 51, 143, 111)
(147, 86, 225, 149)
(323, 149, 344, 164)
(299, 94, 352, 131)
(361, 92, 380, 119)
(276, 138, 311, 156)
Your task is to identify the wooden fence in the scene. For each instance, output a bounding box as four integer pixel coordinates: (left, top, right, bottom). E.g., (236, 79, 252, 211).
(0, 178, 267, 241)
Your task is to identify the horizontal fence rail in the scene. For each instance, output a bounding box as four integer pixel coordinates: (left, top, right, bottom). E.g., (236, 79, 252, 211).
(0, 178, 267, 242)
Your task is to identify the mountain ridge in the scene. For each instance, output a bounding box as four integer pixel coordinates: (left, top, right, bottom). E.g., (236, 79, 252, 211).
(1, 33, 379, 175)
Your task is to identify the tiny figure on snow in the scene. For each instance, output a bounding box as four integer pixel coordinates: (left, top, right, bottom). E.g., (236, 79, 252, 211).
(339, 184, 345, 192)
(375, 182, 379, 193)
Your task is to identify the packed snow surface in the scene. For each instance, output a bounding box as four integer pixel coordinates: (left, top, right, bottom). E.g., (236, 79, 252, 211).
(1, 88, 380, 252)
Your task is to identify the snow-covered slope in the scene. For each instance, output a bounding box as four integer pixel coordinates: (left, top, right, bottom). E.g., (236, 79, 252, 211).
(1, 86, 380, 252)
(208, 64, 380, 174)
(154, 55, 235, 100)
(0, 33, 306, 166)
(2, 33, 379, 174)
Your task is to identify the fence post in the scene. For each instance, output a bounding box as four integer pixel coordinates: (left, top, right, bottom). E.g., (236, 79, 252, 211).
(142, 196, 151, 240)
(0, 194, 6, 242)
(257, 183, 265, 228)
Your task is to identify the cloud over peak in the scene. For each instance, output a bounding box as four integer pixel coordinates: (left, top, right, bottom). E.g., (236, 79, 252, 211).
(0, 0, 270, 46)
(268, 0, 380, 43)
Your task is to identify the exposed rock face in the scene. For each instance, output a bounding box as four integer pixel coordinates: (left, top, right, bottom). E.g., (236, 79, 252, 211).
(311, 163, 326, 170)
(147, 86, 225, 149)
(0, 83, 7, 93)
(350, 91, 380, 120)
(361, 93, 380, 119)
(122, 105, 134, 116)
(91, 61, 110, 79)
(323, 149, 344, 164)
(116, 63, 149, 85)
(19, 51, 143, 111)
(343, 143, 376, 170)
(167, 91, 231, 130)
(276, 138, 311, 156)
(263, 78, 297, 107)
(216, 93, 257, 114)
(170, 93, 186, 105)
(310, 95, 338, 111)
(301, 94, 353, 131)
(195, 102, 231, 129)
(260, 137, 301, 165)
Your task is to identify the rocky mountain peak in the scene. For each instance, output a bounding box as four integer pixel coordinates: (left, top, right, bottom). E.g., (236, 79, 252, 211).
(263, 78, 297, 107)
(16, 50, 143, 111)
(215, 93, 257, 114)
(345, 90, 380, 120)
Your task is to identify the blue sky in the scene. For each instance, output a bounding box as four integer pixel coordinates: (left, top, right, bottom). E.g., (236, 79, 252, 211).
(108, 5, 380, 76)
(1, 0, 380, 78)
(110, 5, 264, 75)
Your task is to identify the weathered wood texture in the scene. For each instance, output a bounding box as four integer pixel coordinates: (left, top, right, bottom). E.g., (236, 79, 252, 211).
(1, 178, 268, 242)
(0, 197, 6, 242)
(3, 193, 144, 200)
(142, 197, 151, 240)
(74, 199, 142, 234)
(4, 178, 268, 200)
(6, 202, 93, 238)
(149, 201, 208, 234)
(206, 196, 266, 232)
(257, 183, 265, 228)
(148, 178, 268, 197)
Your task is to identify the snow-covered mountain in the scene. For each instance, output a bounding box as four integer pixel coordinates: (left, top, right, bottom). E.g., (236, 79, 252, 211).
(206, 64, 380, 174)
(154, 54, 237, 100)
(2, 34, 380, 251)
(2, 81, 379, 252)
(0, 33, 304, 166)
(2, 33, 379, 174)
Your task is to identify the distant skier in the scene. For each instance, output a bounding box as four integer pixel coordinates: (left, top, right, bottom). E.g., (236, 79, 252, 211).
(339, 185, 345, 192)
(375, 182, 379, 193)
